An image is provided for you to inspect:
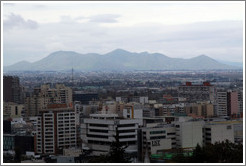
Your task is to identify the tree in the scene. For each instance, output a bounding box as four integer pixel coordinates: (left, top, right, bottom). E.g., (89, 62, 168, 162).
(89, 127, 132, 163)
(172, 140, 243, 163)
(107, 127, 131, 163)
(190, 144, 204, 163)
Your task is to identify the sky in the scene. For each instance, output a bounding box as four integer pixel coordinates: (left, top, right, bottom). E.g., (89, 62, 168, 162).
(2, 1, 245, 66)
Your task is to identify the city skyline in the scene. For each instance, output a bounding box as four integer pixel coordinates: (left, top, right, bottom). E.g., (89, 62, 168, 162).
(2, 1, 245, 66)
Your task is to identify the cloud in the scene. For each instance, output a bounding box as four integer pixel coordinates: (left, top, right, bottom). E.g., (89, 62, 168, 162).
(3, 3, 15, 6)
(3, 19, 243, 66)
(88, 14, 121, 23)
(3, 13, 38, 30)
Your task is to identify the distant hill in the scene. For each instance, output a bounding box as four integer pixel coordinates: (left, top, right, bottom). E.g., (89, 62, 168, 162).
(216, 59, 243, 68)
(4, 49, 240, 72)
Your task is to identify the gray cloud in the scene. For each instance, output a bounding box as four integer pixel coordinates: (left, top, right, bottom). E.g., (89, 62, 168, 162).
(88, 14, 121, 23)
(4, 13, 38, 30)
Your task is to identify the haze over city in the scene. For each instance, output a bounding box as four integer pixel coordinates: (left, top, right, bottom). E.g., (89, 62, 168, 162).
(1, 1, 245, 164)
(3, 1, 244, 66)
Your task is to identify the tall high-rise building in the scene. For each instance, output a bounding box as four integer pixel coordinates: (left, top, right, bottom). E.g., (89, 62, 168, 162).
(3, 76, 23, 104)
(36, 108, 77, 154)
(227, 91, 239, 116)
(25, 84, 72, 116)
(237, 90, 243, 114)
(216, 90, 228, 117)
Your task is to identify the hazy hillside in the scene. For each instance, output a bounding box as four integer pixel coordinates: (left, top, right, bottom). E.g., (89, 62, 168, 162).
(4, 49, 239, 72)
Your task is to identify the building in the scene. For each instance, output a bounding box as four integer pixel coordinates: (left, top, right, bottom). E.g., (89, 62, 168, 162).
(81, 114, 140, 159)
(15, 135, 35, 154)
(3, 120, 11, 134)
(3, 102, 25, 120)
(203, 122, 234, 145)
(3, 134, 34, 154)
(185, 102, 214, 118)
(73, 92, 98, 104)
(3, 76, 23, 104)
(36, 107, 77, 154)
(216, 90, 228, 116)
(140, 124, 176, 161)
(227, 91, 239, 116)
(163, 103, 185, 116)
(3, 134, 15, 151)
(123, 103, 143, 126)
(25, 84, 72, 116)
(174, 120, 204, 149)
(178, 82, 216, 103)
(237, 90, 243, 115)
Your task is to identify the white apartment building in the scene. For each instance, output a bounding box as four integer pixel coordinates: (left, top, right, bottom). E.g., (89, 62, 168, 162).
(216, 91, 228, 116)
(203, 122, 234, 145)
(81, 114, 140, 157)
(174, 120, 204, 149)
(36, 108, 77, 154)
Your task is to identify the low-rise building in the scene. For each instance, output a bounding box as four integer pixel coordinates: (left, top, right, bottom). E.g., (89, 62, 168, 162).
(174, 120, 204, 149)
(203, 121, 234, 145)
(81, 114, 140, 160)
(140, 124, 176, 161)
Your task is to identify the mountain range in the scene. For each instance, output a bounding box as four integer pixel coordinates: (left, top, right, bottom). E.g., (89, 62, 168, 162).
(4, 49, 241, 72)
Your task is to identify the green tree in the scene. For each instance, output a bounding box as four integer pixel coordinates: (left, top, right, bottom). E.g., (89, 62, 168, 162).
(89, 127, 132, 163)
(191, 144, 205, 162)
(172, 140, 243, 163)
(201, 140, 243, 163)
(107, 127, 131, 163)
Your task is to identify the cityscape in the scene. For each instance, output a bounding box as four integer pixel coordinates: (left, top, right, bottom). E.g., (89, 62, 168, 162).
(2, 1, 245, 164)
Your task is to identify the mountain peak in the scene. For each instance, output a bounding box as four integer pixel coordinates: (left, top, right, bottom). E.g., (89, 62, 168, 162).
(195, 55, 211, 59)
(107, 49, 131, 55)
(50, 50, 79, 55)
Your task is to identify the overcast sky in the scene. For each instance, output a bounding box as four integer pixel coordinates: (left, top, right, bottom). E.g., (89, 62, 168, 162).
(2, 1, 245, 66)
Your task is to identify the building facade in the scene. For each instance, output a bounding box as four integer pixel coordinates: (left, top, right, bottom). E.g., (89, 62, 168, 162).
(203, 122, 234, 145)
(178, 82, 216, 103)
(36, 108, 77, 154)
(3, 76, 23, 104)
(25, 84, 72, 116)
(216, 91, 228, 116)
(81, 114, 140, 158)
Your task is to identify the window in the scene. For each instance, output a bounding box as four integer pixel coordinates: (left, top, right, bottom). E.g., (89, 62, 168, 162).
(87, 134, 108, 139)
(167, 132, 175, 135)
(119, 135, 136, 139)
(119, 129, 135, 133)
(90, 124, 108, 127)
(150, 130, 165, 134)
(118, 124, 135, 128)
(15, 106, 18, 115)
(90, 129, 108, 133)
(150, 136, 166, 140)
(227, 125, 232, 130)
